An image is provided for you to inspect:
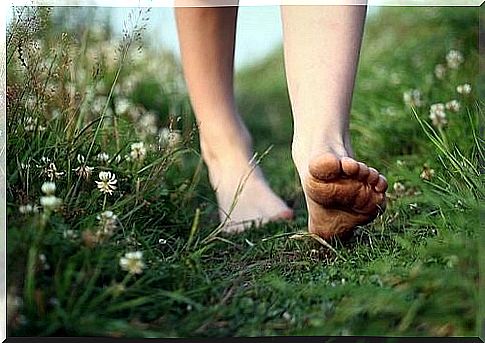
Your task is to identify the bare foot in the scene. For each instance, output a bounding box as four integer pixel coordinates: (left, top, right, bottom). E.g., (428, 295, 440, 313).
(207, 158, 294, 233)
(300, 152, 388, 239)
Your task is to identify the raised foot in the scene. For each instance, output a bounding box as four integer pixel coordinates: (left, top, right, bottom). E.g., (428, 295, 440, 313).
(304, 153, 388, 239)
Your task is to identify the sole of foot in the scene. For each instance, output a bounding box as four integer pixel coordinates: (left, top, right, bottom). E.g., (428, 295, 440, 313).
(303, 153, 388, 239)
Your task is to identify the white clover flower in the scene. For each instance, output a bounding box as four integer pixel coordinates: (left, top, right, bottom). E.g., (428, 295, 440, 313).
(25, 116, 45, 132)
(158, 128, 182, 148)
(40, 156, 51, 164)
(96, 152, 110, 163)
(429, 103, 448, 129)
(403, 89, 423, 108)
(446, 50, 464, 69)
(456, 83, 472, 95)
(130, 142, 147, 161)
(119, 251, 145, 274)
(41, 181, 56, 195)
(95, 171, 117, 195)
(63, 229, 79, 240)
(92, 96, 107, 113)
(38, 253, 50, 270)
(138, 112, 158, 137)
(19, 204, 38, 214)
(40, 195, 62, 211)
(434, 64, 446, 80)
(114, 98, 131, 115)
(445, 100, 460, 112)
(420, 165, 435, 181)
(73, 154, 94, 180)
(40, 162, 64, 180)
(96, 210, 118, 241)
(393, 182, 406, 196)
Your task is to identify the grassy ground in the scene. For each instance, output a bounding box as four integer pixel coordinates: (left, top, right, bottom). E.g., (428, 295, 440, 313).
(6, 6, 483, 338)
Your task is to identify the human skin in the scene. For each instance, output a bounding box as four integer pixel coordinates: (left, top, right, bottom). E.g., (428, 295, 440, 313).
(175, 3, 388, 238)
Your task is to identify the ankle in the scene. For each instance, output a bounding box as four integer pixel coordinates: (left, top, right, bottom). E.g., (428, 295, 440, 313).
(291, 134, 351, 175)
(199, 125, 253, 163)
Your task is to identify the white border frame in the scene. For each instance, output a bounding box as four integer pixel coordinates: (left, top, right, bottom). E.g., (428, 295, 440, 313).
(1, 1, 483, 342)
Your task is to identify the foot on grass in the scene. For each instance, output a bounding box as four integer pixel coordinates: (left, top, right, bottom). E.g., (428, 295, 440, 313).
(208, 159, 294, 234)
(301, 152, 388, 239)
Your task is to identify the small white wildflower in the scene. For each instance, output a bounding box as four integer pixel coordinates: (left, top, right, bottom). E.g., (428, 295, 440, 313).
(445, 100, 460, 112)
(403, 89, 423, 108)
(429, 103, 448, 129)
(119, 251, 145, 274)
(393, 182, 406, 195)
(158, 238, 167, 245)
(138, 112, 158, 137)
(446, 49, 464, 69)
(19, 204, 38, 214)
(41, 181, 56, 195)
(63, 229, 79, 240)
(25, 117, 36, 131)
(96, 210, 118, 241)
(73, 154, 94, 180)
(40, 162, 64, 180)
(158, 128, 182, 148)
(95, 171, 117, 195)
(92, 96, 107, 113)
(420, 165, 435, 181)
(114, 97, 131, 115)
(40, 195, 62, 211)
(409, 203, 419, 210)
(96, 152, 110, 163)
(282, 311, 292, 321)
(456, 83, 472, 95)
(434, 64, 446, 80)
(130, 142, 147, 161)
(38, 254, 50, 270)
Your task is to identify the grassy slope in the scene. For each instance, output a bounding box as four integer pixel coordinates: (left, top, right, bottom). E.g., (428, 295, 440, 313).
(7, 7, 482, 338)
(185, 7, 481, 337)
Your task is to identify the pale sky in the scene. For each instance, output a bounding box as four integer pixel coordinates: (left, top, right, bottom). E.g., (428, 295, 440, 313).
(5, 6, 380, 70)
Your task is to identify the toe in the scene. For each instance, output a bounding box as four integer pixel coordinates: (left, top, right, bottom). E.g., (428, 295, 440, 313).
(309, 153, 341, 180)
(341, 157, 360, 177)
(274, 208, 294, 220)
(367, 167, 380, 186)
(375, 175, 388, 193)
(357, 162, 370, 181)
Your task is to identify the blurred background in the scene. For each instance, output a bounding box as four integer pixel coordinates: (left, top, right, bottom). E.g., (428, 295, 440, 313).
(6, 5, 381, 70)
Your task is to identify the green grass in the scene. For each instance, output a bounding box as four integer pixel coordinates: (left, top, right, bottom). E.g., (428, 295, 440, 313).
(6, 6, 483, 338)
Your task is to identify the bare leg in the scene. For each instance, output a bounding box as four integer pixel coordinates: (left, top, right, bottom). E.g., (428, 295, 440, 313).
(281, 5, 388, 239)
(175, 4, 293, 232)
